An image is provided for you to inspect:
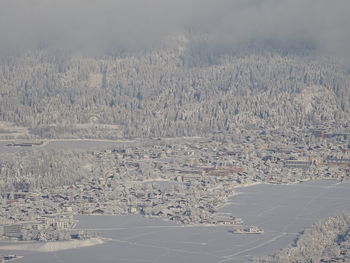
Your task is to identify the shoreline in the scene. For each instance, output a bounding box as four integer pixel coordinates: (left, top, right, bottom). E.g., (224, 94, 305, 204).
(233, 182, 264, 189)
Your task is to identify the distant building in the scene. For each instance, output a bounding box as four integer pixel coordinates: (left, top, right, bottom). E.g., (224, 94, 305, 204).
(181, 174, 202, 183)
(346, 168, 350, 177)
(312, 129, 327, 138)
(284, 159, 312, 169)
(326, 158, 350, 168)
(325, 133, 350, 141)
(1, 224, 22, 238)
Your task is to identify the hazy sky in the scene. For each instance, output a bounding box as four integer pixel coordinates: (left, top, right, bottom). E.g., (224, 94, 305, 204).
(0, 0, 349, 57)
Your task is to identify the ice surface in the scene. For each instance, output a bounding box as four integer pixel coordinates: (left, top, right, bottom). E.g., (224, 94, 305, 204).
(2, 180, 350, 263)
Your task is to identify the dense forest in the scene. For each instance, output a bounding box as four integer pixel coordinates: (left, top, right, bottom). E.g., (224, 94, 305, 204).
(256, 214, 350, 263)
(0, 37, 350, 139)
(0, 150, 96, 192)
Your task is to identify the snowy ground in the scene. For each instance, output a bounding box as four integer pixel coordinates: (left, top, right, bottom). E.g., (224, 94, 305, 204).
(0, 140, 121, 153)
(1, 180, 349, 263)
(0, 238, 104, 252)
(0, 137, 204, 153)
(0, 122, 29, 139)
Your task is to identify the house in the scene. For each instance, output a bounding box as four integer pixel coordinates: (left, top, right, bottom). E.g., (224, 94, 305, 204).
(91, 209, 105, 215)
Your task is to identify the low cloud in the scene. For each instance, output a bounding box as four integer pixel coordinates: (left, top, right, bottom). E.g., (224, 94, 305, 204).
(0, 0, 349, 57)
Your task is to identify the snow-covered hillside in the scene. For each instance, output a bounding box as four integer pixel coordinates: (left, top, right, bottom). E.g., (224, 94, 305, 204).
(0, 40, 349, 139)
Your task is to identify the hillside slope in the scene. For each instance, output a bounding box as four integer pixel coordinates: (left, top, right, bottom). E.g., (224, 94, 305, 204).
(0, 43, 349, 139)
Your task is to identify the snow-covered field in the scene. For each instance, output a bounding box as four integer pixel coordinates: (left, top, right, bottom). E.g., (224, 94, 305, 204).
(0, 137, 202, 153)
(1, 180, 349, 263)
(0, 238, 104, 252)
(0, 140, 120, 153)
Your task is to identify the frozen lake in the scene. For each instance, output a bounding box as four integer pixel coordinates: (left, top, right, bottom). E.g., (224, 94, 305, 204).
(2, 180, 350, 263)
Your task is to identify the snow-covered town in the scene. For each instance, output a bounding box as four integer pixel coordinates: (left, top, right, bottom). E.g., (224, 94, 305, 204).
(1, 125, 350, 246)
(1, 1, 350, 261)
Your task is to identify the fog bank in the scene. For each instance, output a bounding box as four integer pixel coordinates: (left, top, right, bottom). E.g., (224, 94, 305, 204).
(0, 0, 349, 57)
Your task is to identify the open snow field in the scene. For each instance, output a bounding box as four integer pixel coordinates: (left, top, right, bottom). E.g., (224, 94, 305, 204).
(0, 140, 123, 153)
(0, 137, 203, 153)
(1, 180, 350, 263)
(0, 238, 104, 252)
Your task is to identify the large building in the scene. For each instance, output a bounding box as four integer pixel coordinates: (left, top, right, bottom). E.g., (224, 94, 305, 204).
(1, 224, 22, 238)
(284, 159, 312, 169)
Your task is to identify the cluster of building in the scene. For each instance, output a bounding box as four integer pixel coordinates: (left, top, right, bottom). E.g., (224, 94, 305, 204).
(0, 213, 91, 242)
(0, 126, 350, 241)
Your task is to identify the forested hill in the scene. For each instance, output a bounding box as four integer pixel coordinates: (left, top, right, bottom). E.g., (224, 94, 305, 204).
(1, 42, 350, 139)
(256, 214, 350, 263)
